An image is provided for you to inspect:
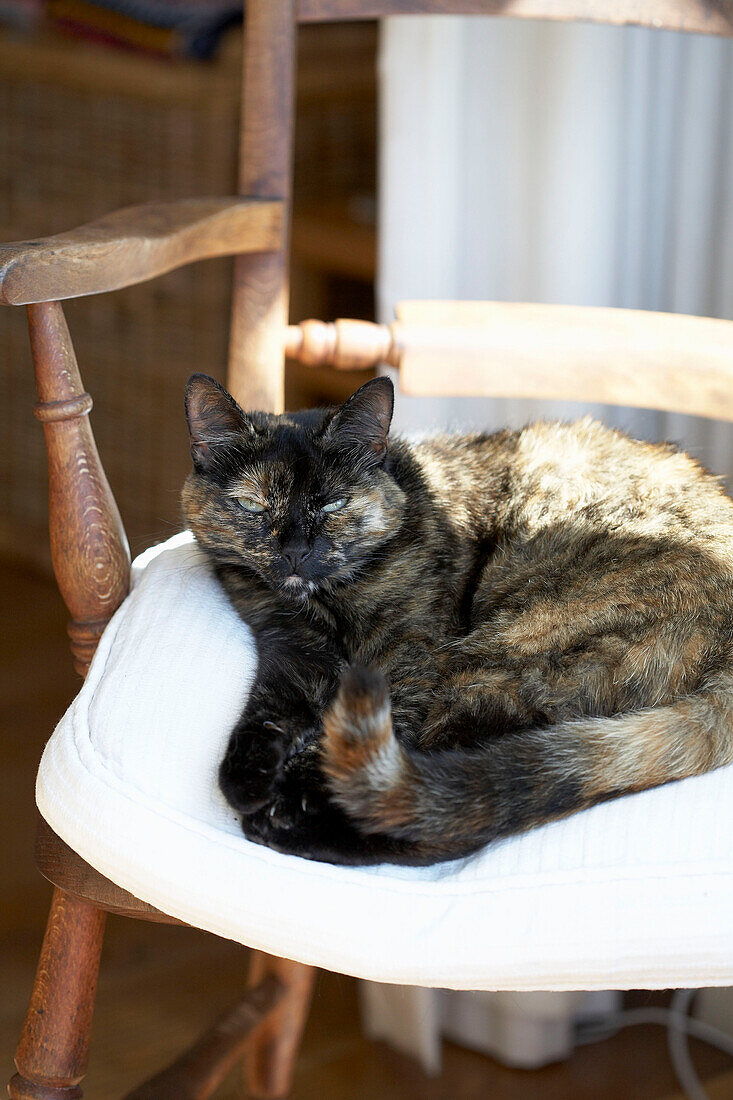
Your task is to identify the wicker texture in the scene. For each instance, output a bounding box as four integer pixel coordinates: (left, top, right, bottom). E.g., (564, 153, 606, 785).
(0, 24, 376, 559)
(0, 40, 237, 557)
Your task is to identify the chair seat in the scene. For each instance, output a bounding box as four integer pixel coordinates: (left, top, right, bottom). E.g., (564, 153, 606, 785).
(37, 533, 733, 992)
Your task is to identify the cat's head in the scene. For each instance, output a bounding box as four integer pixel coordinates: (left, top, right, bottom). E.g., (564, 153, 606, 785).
(182, 373, 405, 597)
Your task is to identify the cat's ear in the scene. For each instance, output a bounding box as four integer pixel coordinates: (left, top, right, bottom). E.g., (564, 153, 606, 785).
(185, 373, 252, 470)
(325, 377, 394, 463)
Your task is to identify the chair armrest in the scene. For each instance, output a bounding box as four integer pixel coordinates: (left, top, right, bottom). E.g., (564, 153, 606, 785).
(298, 1, 733, 38)
(285, 303, 733, 423)
(0, 197, 283, 305)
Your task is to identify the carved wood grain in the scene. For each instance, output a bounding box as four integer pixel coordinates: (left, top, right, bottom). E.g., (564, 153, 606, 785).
(9, 889, 106, 1100)
(0, 198, 282, 305)
(27, 301, 131, 675)
(285, 318, 398, 369)
(228, 0, 298, 411)
(297, 0, 733, 36)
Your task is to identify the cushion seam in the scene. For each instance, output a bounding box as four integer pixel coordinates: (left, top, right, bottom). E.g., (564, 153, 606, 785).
(52, 716, 733, 899)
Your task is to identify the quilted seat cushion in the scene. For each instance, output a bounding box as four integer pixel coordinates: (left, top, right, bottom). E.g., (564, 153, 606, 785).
(37, 533, 733, 990)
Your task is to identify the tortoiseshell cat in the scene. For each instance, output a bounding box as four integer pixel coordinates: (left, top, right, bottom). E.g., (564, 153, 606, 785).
(183, 373, 733, 866)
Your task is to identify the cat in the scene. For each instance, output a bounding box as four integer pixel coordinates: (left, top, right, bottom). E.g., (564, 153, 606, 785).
(182, 372, 733, 866)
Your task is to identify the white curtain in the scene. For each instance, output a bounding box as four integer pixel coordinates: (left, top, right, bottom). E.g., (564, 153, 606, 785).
(365, 14, 733, 1071)
(378, 15, 733, 477)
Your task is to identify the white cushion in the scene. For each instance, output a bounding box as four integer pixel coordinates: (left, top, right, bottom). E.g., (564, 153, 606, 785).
(37, 533, 733, 991)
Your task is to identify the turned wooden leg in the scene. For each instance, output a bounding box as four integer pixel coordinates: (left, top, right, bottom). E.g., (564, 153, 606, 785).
(123, 976, 284, 1100)
(9, 887, 106, 1100)
(243, 954, 316, 1100)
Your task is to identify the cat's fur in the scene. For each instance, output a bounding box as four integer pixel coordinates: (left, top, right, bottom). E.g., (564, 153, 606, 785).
(182, 372, 733, 866)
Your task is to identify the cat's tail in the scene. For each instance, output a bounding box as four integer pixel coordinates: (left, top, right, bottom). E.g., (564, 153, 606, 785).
(322, 665, 733, 862)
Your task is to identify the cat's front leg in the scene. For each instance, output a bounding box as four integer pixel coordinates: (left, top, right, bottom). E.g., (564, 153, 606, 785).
(219, 702, 318, 815)
(218, 586, 344, 816)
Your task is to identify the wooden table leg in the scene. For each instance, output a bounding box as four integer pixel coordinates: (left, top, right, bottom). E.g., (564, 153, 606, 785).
(8, 887, 106, 1100)
(243, 954, 316, 1099)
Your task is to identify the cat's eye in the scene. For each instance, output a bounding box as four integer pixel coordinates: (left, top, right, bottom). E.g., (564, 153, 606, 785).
(237, 497, 267, 514)
(322, 498, 347, 514)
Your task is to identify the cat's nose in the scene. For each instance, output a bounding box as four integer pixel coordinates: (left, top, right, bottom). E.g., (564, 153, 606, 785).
(282, 541, 311, 573)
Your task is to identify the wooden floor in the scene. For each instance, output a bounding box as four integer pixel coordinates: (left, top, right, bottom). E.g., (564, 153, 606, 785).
(2, 557, 732, 1099)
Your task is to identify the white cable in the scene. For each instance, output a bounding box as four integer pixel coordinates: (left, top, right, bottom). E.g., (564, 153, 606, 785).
(576, 993, 733, 1100)
(578, 1006, 733, 1058)
(668, 989, 707, 1100)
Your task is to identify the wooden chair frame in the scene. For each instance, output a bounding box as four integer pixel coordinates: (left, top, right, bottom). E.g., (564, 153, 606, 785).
(3, 1, 733, 1097)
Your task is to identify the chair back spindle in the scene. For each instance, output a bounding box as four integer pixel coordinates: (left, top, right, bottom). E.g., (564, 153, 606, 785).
(227, 0, 298, 412)
(27, 301, 131, 676)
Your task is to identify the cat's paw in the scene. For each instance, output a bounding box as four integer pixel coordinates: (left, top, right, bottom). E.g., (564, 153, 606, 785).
(239, 747, 410, 865)
(262, 745, 329, 830)
(219, 716, 290, 814)
(241, 759, 417, 866)
(240, 746, 333, 845)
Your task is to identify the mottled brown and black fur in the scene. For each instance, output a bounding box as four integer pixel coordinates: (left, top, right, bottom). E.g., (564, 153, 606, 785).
(183, 373, 733, 865)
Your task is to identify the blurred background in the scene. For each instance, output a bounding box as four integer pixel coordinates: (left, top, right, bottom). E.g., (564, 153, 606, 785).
(1, 5, 732, 1097)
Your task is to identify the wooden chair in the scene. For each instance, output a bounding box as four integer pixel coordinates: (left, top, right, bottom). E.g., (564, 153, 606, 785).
(3, 2, 733, 1098)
